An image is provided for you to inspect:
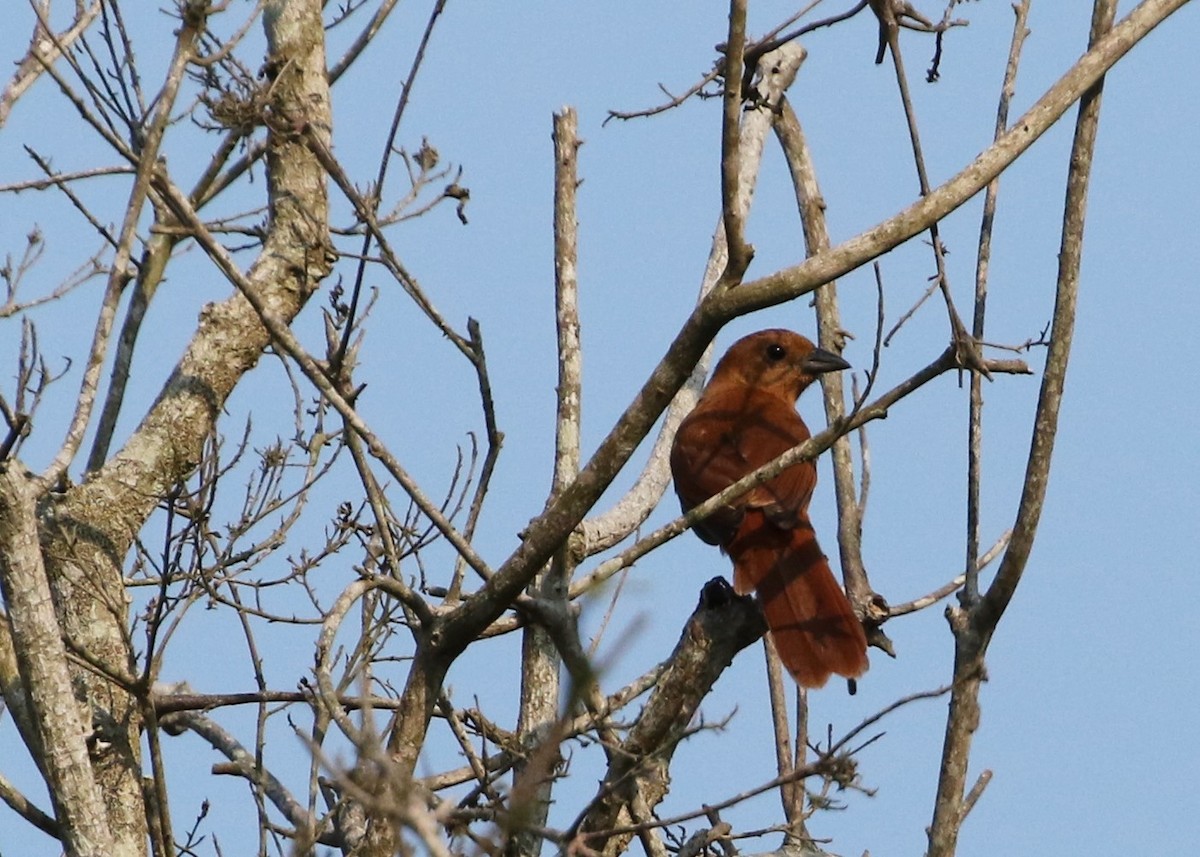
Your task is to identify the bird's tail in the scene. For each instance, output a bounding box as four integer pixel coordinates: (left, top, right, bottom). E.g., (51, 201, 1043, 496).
(730, 515, 869, 688)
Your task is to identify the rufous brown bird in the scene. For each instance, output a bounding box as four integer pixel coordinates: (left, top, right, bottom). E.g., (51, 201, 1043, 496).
(670, 329, 869, 688)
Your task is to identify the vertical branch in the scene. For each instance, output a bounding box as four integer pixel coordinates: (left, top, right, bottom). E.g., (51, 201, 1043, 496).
(928, 4, 1116, 855)
(0, 468, 117, 857)
(446, 322, 503, 600)
(965, 0, 1032, 603)
(719, 0, 752, 280)
(550, 106, 583, 499)
(508, 106, 582, 856)
(771, 93, 891, 838)
(762, 637, 804, 829)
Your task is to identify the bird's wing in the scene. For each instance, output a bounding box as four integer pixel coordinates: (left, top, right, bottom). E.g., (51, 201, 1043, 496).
(671, 390, 816, 544)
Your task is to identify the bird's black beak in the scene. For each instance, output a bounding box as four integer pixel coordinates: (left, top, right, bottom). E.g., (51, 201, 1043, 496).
(801, 347, 851, 375)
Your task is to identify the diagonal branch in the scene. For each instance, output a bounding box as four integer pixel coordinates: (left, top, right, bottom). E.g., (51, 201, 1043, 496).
(719, 0, 1187, 320)
(0, 1, 101, 129)
(573, 579, 766, 855)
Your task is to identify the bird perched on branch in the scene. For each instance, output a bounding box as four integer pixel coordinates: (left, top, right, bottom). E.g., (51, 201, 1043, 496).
(670, 329, 868, 688)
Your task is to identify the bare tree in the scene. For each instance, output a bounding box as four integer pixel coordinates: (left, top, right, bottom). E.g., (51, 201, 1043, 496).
(0, 1, 1189, 856)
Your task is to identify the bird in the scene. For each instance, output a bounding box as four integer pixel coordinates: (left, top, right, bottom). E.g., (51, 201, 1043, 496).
(670, 329, 869, 688)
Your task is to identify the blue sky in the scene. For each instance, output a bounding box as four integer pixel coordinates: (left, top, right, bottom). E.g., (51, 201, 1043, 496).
(2, 2, 1198, 855)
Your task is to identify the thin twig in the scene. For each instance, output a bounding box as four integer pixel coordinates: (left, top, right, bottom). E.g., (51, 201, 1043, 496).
(875, 0, 977, 369)
(332, 0, 448, 377)
(965, 0, 1031, 604)
(888, 530, 1010, 617)
(149, 174, 493, 580)
(328, 0, 402, 82)
(0, 1, 101, 129)
(959, 769, 993, 823)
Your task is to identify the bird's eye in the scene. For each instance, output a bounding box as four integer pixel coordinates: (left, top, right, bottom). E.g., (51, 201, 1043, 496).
(765, 343, 787, 361)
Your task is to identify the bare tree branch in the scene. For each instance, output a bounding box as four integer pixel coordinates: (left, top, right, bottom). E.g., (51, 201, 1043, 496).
(718, 0, 752, 281)
(0, 1, 101, 129)
(507, 104, 584, 857)
(928, 4, 1118, 854)
(0, 467, 118, 856)
(573, 579, 766, 854)
(718, 0, 1188, 320)
(965, 0, 1033, 603)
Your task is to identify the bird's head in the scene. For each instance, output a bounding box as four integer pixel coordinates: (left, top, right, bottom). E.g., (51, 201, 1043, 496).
(709, 329, 850, 401)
